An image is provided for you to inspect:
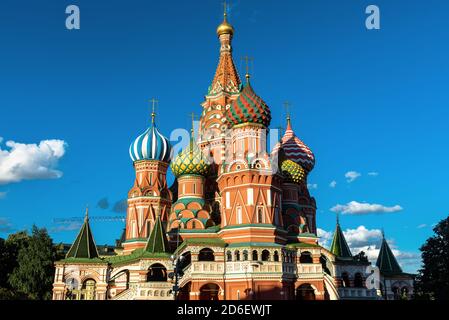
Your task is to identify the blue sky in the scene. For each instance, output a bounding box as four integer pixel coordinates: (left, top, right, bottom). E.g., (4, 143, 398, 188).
(1, 0, 448, 273)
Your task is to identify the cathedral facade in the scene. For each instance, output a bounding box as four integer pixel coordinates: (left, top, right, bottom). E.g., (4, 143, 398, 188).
(52, 9, 414, 301)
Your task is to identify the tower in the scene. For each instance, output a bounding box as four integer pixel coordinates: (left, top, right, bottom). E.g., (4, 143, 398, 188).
(168, 123, 215, 236)
(273, 115, 317, 239)
(125, 107, 172, 253)
(217, 71, 285, 244)
(198, 5, 242, 212)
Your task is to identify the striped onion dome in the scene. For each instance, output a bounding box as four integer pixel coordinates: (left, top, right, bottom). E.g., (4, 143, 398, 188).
(129, 115, 171, 163)
(272, 117, 315, 172)
(281, 159, 306, 184)
(226, 78, 271, 127)
(170, 137, 210, 178)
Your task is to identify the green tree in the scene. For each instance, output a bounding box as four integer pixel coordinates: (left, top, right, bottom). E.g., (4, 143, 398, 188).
(8, 226, 57, 300)
(415, 216, 449, 300)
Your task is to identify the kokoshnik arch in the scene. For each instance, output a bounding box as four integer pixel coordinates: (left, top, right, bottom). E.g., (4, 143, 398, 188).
(52, 6, 414, 301)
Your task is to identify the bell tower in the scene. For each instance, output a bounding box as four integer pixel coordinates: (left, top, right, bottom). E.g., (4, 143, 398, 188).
(124, 102, 172, 253)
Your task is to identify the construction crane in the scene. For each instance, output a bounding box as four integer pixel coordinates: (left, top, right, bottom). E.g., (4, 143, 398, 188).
(52, 216, 126, 223)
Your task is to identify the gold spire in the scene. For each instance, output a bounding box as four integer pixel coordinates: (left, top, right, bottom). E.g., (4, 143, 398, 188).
(84, 205, 89, 221)
(217, 1, 234, 36)
(149, 98, 158, 124)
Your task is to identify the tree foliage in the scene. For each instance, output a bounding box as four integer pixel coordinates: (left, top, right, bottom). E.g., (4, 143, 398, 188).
(415, 215, 449, 300)
(0, 226, 62, 300)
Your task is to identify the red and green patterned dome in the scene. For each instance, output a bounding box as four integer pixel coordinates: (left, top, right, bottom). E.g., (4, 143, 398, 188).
(226, 80, 271, 127)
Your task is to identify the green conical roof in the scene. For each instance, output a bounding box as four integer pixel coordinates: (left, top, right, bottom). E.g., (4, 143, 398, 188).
(66, 210, 99, 259)
(376, 234, 403, 275)
(145, 216, 170, 253)
(330, 219, 352, 259)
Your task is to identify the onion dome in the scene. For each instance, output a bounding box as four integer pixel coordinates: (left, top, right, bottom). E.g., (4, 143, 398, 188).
(171, 136, 210, 178)
(272, 117, 315, 172)
(226, 77, 272, 127)
(216, 6, 234, 36)
(281, 160, 306, 184)
(129, 113, 171, 163)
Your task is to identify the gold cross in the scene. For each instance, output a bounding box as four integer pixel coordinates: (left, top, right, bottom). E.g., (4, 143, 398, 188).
(149, 98, 158, 123)
(242, 56, 253, 78)
(223, 1, 228, 17)
(189, 112, 196, 137)
(283, 101, 292, 118)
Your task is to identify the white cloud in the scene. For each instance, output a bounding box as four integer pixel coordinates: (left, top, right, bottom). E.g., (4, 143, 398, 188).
(368, 172, 379, 176)
(317, 228, 333, 247)
(0, 192, 6, 199)
(331, 201, 403, 215)
(417, 224, 427, 229)
(307, 183, 318, 190)
(345, 171, 361, 183)
(49, 221, 83, 233)
(0, 139, 67, 185)
(344, 226, 383, 248)
(329, 180, 337, 188)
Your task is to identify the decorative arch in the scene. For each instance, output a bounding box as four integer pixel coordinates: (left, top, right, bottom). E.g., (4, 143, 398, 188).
(147, 263, 167, 282)
(199, 283, 221, 301)
(295, 283, 316, 301)
(198, 248, 215, 261)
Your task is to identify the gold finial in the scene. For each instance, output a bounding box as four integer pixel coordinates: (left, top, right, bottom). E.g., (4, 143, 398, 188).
(217, 1, 234, 36)
(242, 56, 253, 83)
(85, 205, 89, 221)
(149, 98, 158, 124)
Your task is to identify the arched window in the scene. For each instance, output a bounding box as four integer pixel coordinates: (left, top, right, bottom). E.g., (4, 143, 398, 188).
(257, 207, 264, 223)
(341, 272, 351, 287)
(147, 263, 167, 282)
(199, 248, 215, 262)
(261, 250, 270, 261)
(236, 207, 242, 224)
(273, 251, 279, 262)
(235, 250, 240, 261)
(252, 250, 258, 261)
(243, 250, 248, 261)
(299, 252, 313, 264)
(226, 251, 232, 262)
(354, 272, 364, 287)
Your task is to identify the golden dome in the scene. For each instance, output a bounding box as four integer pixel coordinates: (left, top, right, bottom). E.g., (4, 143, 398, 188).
(216, 14, 234, 36)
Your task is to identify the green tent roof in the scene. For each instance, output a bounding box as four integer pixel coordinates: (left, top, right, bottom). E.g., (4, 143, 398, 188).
(330, 220, 352, 259)
(65, 211, 99, 259)
(376, 235, 403, 275)
(144, 216, 170, 254)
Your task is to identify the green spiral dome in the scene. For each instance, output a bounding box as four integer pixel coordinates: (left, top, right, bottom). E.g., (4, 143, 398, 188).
(170, 139, 210, 178)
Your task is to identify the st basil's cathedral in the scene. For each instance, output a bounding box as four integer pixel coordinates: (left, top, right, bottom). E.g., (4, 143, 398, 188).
(52, 7, 414, 301)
